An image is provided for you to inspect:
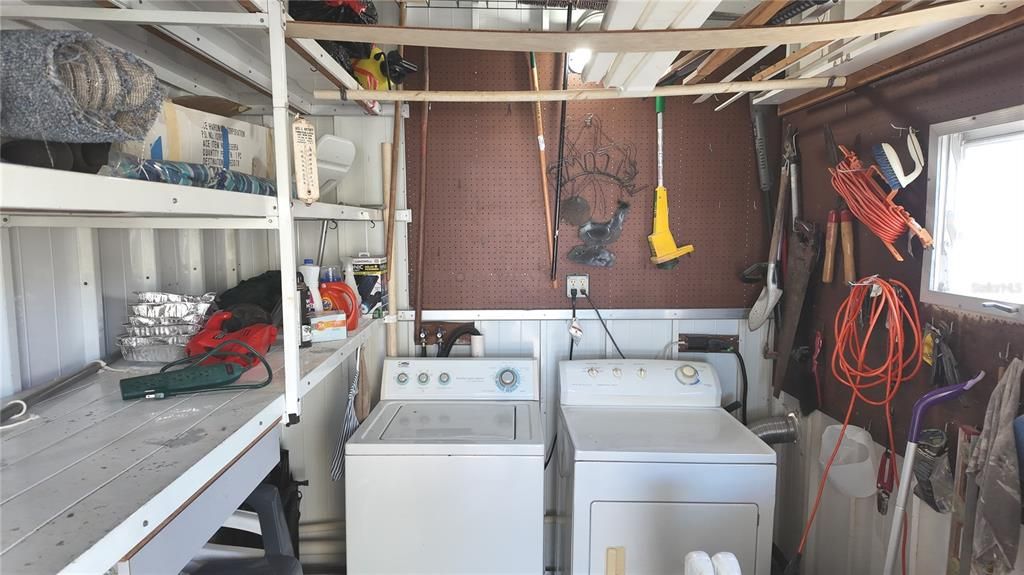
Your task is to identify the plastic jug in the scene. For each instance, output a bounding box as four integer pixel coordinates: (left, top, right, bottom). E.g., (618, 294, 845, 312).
(819, 424, 877, 498)
(298, 259, 324, 313)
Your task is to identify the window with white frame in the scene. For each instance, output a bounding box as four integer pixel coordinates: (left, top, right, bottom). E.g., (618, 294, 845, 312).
(922, 105, 1024, 321)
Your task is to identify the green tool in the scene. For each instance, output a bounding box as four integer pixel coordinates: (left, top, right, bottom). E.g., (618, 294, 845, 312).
(119, 339, 273, 400)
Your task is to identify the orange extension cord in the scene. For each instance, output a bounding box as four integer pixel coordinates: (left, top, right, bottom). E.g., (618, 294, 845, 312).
(829, 146, 932, 262)
(793, 277, 923, 574)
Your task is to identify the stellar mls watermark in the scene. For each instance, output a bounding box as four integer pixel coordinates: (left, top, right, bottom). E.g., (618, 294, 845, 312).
(972, 282, 1023, 295)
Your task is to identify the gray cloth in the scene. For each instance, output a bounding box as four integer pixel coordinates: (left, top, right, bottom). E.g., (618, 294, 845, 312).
(1, 30, 163, 142)
(967, 358, 1024, 573)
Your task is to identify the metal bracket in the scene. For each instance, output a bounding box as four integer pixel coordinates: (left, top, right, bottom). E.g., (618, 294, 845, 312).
(395, 209, 412, 223)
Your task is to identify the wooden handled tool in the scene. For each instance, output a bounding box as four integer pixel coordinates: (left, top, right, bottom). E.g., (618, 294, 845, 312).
(840, 209, 856, 284)
(822, 209, 838, 283)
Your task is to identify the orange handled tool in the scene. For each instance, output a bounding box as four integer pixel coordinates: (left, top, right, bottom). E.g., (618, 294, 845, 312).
(822, 210, 839, 283)
(840, 209, 856, 284)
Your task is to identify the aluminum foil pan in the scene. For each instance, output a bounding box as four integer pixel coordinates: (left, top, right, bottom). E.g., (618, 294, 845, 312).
(129, 301, 211, 319)
(119, 343, 187, 363)
(123, 323, 201, 337)
(134, 291, 215, 304)
(117, 334, 190, 363)
(117, 334, 191, 347)
(127, 314, 205, 326)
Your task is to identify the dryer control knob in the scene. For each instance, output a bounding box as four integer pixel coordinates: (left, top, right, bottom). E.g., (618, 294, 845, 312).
(418, 372, 430, 385)
(637, 368, 647, 379)
(587, 367, 599, 378)
(497, 368, 519, 391)
(438, 372, 451, 385)
(612, 368, 622, 378)
(396, 372, 409, 385)
(676, 364, 700, 385)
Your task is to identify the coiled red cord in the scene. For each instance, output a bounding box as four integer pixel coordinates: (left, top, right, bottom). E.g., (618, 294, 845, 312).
(794, 277, 923, 574)
(829, 146, 922, 260)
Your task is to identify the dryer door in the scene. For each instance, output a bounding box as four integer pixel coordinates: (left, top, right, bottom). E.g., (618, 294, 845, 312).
(588, 501, 758, 575)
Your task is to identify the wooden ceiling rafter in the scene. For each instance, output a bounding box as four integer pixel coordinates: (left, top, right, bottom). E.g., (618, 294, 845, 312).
(779, 4, 1024, 115)
(679, 0, 786, 86)
(285, 2, 1015, 52)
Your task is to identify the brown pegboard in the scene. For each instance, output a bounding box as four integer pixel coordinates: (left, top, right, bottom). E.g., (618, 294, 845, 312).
(404, 48, 767, 310)
(782, 27, 1024, 452)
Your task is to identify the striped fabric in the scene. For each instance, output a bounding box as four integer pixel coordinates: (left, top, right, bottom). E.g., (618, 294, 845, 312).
(330, 345, 363, 481)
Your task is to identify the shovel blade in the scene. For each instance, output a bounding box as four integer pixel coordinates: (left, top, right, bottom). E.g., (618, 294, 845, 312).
(748, 285, 783, 331)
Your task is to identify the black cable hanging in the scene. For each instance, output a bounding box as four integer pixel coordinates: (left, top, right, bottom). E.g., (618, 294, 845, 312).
(549, 4, 572, 283)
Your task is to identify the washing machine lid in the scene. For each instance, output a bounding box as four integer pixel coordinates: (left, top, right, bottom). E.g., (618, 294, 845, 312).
(346, 400, 544, 456)
(561, 406, 775, 464)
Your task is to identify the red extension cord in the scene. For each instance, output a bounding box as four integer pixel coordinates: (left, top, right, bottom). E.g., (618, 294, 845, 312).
(829, 146, 931, 261)
(793, 277, 923, 574)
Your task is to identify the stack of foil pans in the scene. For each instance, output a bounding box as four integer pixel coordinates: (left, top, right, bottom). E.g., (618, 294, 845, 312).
(117, 292, 213, 362)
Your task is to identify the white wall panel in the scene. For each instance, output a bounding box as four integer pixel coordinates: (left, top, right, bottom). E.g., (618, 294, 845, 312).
(98, 229, 159, 356)
(7, 227, 104, 389)
(202, 230, 239, 294)
(1, 228, 23, 396)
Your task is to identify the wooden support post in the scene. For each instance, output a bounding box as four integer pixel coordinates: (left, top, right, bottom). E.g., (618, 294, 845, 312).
(383, 4, 406, 357)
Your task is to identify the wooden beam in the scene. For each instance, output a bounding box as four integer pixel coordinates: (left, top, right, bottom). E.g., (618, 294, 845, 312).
(683, 0, 785, 85)
(779, 5, 1024, 115)
(286, 2, 1012, 53)
(662, 49, 709, 79)
(751, 1, 902, 82)
(314, 77, 846, 103)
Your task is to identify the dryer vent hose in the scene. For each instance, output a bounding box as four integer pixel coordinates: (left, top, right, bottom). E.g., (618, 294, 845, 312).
(748, 412, 799, 445)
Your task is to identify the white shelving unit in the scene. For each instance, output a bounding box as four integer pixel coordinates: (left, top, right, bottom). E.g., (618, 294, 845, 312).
(0, 2, 384, 571)
(0, 0, 375, 426)
(2, 0, 375, 116)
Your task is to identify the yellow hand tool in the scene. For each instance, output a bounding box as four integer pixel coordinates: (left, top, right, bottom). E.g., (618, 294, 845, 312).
(648, 96, 694, 269)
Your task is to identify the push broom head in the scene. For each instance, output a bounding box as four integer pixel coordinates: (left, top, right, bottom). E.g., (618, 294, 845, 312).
(873, 128, 924, 190)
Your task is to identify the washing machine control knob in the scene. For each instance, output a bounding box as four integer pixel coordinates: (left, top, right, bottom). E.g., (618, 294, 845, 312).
(418, 372, 430, 385)
(496, 368, 519, 391)
(637, 368, 647, 379)
(612, 368, 622, 378)
(587, 368, 599, 378)
(396, 372, 409, 385)
(438, 372, 451, 385)
(676, 364, 700, 385)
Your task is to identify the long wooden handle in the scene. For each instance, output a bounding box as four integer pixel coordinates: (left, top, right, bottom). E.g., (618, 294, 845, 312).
(840, 210, 856, 284)
(527, 52, 556, 275)
(822, 210, 838, 283)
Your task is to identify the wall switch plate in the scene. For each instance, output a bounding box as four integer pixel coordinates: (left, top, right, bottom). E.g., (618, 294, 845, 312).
(566, 274, 589, 298)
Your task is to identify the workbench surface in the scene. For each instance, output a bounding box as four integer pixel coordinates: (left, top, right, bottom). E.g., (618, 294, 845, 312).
(0, 360, 284, 574)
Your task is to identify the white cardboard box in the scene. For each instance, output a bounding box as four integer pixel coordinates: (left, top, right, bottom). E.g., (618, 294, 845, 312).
(118, 102, 274, 177)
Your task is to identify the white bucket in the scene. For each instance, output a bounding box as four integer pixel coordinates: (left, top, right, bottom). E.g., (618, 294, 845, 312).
(819, 424, 877, 498)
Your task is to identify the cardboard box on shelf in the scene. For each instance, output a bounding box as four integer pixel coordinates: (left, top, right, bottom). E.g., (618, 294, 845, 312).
(310, 311, 348, 343)
(352, 254, 388, 316)
(117, 101, 274, 178)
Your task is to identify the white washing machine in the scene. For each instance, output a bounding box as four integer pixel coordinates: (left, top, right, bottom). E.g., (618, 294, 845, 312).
(346, 357, 544, 575)
(555, 359, 776, 575)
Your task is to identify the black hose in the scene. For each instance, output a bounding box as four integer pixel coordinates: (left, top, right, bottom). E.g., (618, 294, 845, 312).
(549, 5, 572, 283)
(732, 349, 749, 424)
(437, 324, 481, 358)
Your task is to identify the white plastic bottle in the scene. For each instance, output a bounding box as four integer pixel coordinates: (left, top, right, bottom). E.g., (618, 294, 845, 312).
(298, 258, 324, 312)
(344, 259, 361, 313)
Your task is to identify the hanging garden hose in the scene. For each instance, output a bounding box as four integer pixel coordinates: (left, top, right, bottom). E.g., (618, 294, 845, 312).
(829, 146, 932, 262)
(786, 276, 923, 575)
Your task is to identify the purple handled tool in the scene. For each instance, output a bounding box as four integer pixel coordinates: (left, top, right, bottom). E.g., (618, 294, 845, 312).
(882, 371, 985, 575)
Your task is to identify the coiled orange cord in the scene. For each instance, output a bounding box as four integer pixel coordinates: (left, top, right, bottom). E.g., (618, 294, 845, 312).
(829, 146, 932, 262)
(793, 277, 923, 574)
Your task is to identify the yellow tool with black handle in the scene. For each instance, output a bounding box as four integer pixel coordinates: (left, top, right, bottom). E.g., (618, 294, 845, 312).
(648, 96, 694, 269)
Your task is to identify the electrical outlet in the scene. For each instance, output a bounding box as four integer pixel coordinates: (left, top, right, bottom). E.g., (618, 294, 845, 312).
(566, 274, 590, 299)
